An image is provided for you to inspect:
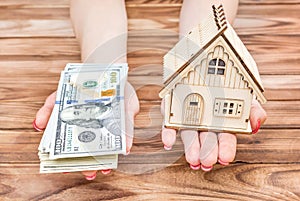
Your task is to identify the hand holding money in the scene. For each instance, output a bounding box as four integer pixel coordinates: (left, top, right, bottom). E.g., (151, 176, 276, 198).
(34, 63, 139, 179)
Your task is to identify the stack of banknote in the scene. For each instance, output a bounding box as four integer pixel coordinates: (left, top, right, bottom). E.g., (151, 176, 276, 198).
(38, 63, 128, 173)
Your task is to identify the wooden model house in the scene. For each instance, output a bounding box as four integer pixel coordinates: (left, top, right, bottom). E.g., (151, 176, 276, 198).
(159, 5, 266, 134)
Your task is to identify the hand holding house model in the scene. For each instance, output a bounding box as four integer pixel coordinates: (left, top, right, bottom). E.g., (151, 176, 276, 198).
(159, 5, 266, 134)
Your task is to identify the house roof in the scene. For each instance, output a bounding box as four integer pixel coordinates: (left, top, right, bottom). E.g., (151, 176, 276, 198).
(162, 5, 264, 93)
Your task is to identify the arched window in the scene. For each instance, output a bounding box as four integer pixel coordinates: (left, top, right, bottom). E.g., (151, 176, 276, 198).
(208, 58, 226, 75)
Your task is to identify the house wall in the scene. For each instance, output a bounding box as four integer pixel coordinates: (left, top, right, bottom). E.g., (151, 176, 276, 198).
(166, 38, 254, 132)
(180, 41, 249, 89)
(169, 84, 252, 130)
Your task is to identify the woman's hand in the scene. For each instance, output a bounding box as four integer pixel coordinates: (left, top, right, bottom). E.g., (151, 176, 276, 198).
(161, 99, 267, 171)
(33, 82, 139, 180)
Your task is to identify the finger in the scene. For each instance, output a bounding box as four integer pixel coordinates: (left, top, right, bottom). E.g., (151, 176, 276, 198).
(217, 132, 237, 166)
(101, 169, 112, 175)
(181, 130, 200, 169)
(250, 99, 267, 134)
(81, 170, 97, 180)
(162, 127, 176, 150)
(160, 98, 176, 150)
(124, 82, 140, 154)
(199, 132, 218, 171)
(34, 91, 57, 130)
(81, 169, 111, 180)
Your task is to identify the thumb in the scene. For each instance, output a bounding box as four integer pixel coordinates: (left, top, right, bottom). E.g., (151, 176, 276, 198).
(160, 96, 177, 149)
(34, 91, 57, 130)
(124, 82, 139, 154)
(249, 98, 267, 134)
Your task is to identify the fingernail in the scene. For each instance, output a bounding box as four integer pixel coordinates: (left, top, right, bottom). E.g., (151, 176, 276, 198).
(218, 159, 229, 166)
(201, 165, 213, 172)
(85, 173, 97, 180)
(190, 164, 201, 170)
(125, 150, 130, 155)
(252, 119, 261, 134)
(32, 119, 44, 132)
(101, 169, 111, 175)
(164, 145, 172, 151)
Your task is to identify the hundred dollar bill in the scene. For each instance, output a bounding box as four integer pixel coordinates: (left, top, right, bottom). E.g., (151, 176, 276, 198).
(49, 63, 128, 159)
(38, 72, 65, 153)
(38, 107, 56, 153)
(39, 153, 118, 173)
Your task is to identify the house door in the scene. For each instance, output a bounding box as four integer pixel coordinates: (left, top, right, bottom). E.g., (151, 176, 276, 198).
(183, 93, 203, 125)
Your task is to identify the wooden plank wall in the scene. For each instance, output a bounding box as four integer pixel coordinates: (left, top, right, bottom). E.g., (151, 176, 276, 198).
(0, 0, 299, 200)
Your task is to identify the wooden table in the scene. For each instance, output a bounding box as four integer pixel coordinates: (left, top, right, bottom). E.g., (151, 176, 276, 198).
(1, 0, 300, 200)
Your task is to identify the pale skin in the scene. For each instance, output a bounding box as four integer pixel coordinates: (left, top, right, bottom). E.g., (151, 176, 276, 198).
(34, 0, 267, 179)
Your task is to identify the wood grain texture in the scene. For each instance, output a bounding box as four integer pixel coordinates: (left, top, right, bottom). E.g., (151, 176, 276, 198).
(0, 3, 299, 37)
(240, 0, 300, 5)
(0, 58, 299, 101)
(126, 0, 300, 5)
(0, 8, 69, 20)
(0, 0, 299, 200)
(0, 38, 79, 56)
(0, 19, 74, 37)
(0, 129, 300, 164)
(0, 92, 300, 129)
(0, 164, 299, 200)
(0, 0, 69, 8)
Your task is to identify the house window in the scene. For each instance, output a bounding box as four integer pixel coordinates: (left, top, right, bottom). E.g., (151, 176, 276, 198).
(214, 98, 243, 118)
(190, 101, 199, 106)
(208, 58, 226, 75)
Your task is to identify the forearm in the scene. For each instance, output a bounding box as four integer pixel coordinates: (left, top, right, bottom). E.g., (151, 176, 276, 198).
(179, 0, 239, 36)
(70, 0, 127, 63)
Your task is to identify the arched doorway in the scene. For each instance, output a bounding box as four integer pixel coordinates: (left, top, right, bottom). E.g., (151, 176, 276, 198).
(182, 93, 203, 125)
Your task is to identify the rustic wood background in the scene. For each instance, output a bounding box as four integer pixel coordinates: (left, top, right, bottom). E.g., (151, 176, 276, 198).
(0, 0, 300, 200)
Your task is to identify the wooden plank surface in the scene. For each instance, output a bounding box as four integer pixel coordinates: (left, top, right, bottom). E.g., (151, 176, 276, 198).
(0, 75, 299, 102)
(1, 100, 300, 129)
(0, 164, 299, 201)
(1, 129, 300, 164)
(0, 0, 299, 200)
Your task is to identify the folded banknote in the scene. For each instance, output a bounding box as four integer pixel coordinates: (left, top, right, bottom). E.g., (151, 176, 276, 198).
(38, 63, 128, 173)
